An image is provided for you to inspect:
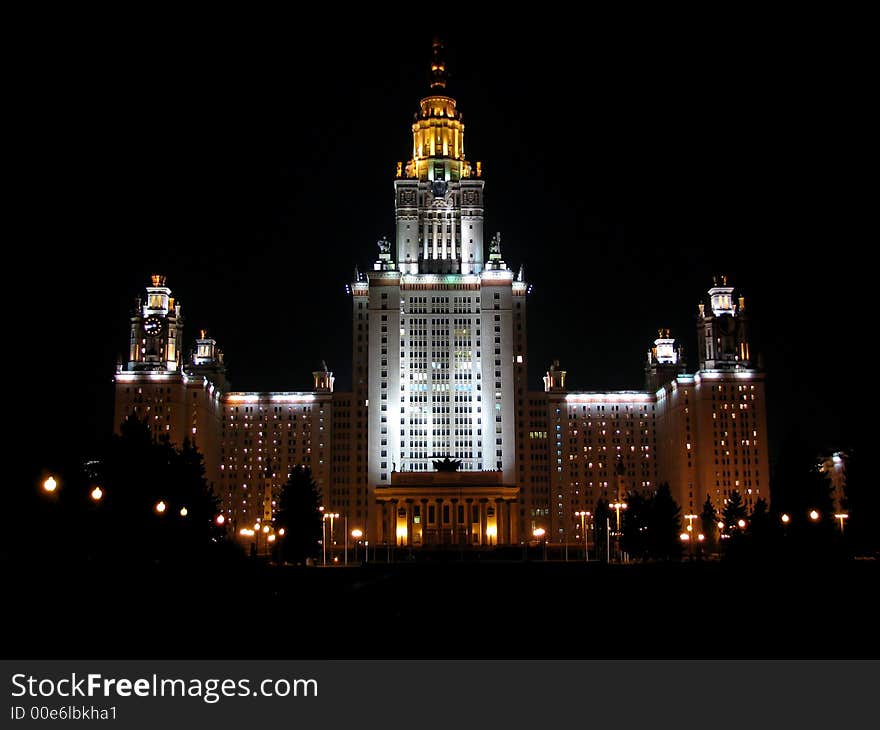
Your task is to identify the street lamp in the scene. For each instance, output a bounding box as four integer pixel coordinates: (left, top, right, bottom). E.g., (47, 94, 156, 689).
(533, 527, 547, 561)
(90, 486, 103, 502)
(322, 512, 339, 565)
(834, 513, 849, 533)
(684, 513, 698, 560)
(42, 476, 58, 493)
(575, 511, 591, 561)
(809, 509, 820, 522)
(351, 528, 363, 563)
(155, 500, 167, 514)
(610, 502, 627, 562)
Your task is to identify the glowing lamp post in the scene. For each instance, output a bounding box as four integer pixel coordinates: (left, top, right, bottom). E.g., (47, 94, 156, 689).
(322, 512, 339, 565)
(684, 514, 698, 559)
(834, 513, 848, 533)
(42, 476, 58, 494)
(610, 502, 627, 562)
(351, 529, 363, 563)
(533, 527, 547, 561)
(90, 486, 103, 502)
(575, 511, 591, 561)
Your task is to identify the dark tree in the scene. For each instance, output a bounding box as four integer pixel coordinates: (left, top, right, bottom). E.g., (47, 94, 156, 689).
(621, 490, 649, 561)
(647, 483, 682, 561)
(700, 496, 718, 552)
(95, 415, 226, 563)
(276, 465, 322, 564)
(594, 499, 611, 562)
(746, 497, 773, 553)
(722, 490, 748, 533)
(843, 448, 878, 554)
(772, 436, 834, 528)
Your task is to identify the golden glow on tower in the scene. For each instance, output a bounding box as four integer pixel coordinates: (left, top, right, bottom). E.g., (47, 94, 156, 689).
(405, 38, 473, 182)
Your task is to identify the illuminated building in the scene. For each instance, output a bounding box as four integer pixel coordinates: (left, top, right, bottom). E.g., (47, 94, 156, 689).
(113, 41, 770, 550)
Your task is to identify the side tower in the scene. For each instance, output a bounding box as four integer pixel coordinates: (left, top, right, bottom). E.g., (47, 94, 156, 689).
(114, 275, 188, 440)
(114, 276, 224, 496)
(655, 278, 770, 516)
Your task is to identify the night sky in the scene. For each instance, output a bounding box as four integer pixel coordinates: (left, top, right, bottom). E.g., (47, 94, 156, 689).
(16, 23, 861, 483)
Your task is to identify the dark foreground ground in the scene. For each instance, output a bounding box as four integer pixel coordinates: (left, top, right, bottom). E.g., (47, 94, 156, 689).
(4, 554, 877, 659)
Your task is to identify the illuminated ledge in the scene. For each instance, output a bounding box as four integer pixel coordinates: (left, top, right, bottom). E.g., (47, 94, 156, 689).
(115, 371, 183, 382)
(695, 370, 763, 382)
(564, 392, 656, 404)
(224, 392, 325, 404)
(401, 274, 482, 285)
(480, 270, 514, 282)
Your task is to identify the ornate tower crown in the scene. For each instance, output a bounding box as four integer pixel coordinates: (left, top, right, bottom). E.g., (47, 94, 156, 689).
(407, 37, 472, 182)
(708, 274, 735, 316)
(653, 328, 678, 364)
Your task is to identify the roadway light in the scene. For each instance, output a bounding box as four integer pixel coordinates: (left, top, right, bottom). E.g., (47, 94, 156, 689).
(809, 510, 820, 521)
(43, 476, 58, 493)
(155, 500, 167, 514)
(90, 486, 103, 502)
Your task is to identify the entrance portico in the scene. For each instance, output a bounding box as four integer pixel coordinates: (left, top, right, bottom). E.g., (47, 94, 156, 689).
(375, 471, 518, 547)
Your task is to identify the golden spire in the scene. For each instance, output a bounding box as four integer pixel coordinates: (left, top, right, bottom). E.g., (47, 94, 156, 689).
(429, 37, 447, 90)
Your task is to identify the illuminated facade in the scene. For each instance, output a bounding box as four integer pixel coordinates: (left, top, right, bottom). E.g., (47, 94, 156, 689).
(113, 42, 771, 550)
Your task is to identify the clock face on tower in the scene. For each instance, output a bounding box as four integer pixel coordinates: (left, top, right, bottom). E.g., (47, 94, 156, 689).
(144, 316, 162, 337)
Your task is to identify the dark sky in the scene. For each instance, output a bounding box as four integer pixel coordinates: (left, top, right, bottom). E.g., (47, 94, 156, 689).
(16, 21, 862, 481)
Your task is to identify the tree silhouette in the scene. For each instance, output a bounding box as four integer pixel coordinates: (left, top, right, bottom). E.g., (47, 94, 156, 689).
(594, 499, 611, 562)
(647, 483, 682, 561)
(276, 465, 322, 564)
(94, 415, 225, 563)
(722, 491, 748, 533)
(843, 448, 877, 554)
(700, 496, 718, 553)
(621, 490, 649, 561)
(746, 497, 773, 555)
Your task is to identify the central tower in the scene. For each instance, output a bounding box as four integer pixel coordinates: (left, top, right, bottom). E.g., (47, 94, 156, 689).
(395, 37, 484, 276)
(351, 40, 528, 543)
